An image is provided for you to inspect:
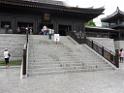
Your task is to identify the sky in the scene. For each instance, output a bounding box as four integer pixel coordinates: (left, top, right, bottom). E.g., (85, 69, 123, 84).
(56, 0, 124, 26)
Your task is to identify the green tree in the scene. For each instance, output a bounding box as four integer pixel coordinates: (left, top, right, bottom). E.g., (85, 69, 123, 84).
(85, 20, 96, 27)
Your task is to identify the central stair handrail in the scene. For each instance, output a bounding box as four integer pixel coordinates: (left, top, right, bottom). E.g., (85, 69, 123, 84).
(21, 30, 29, 78)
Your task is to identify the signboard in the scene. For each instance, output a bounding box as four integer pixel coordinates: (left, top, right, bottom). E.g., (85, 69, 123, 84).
(54, 34, 60, 42)
(43, 13, 50, 21)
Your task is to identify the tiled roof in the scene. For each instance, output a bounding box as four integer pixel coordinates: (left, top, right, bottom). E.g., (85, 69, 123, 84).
(23, 0, 64, 6)
(101, 7, 124, 22)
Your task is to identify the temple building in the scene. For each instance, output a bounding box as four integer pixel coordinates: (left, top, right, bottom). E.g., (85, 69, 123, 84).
(101, 7, 124, 40)
(85, 26, 119, 40)
(0, 0, 104, 36)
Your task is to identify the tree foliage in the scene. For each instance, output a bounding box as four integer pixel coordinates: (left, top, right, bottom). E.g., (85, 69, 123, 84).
(85, 20, 96, 27)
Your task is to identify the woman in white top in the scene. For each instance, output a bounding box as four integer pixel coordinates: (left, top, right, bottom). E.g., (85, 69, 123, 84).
(4, 49, 10, 67)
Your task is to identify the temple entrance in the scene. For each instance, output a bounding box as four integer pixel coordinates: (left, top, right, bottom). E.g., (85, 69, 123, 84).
(17, 22, 33, 34)
(58, 25, 71, 36)
(40, 24, 53, 29)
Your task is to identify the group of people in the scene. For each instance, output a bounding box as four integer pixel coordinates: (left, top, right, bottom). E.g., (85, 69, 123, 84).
(17, 26, 33, 34)
(40, 26, 60, 44)
(119, 48, 124, 63)
(40, 26, 54, 39)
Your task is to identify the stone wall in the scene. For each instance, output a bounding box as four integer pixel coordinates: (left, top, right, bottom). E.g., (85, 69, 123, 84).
(114, 41, 124, 49)
(0, 34, 26, 61)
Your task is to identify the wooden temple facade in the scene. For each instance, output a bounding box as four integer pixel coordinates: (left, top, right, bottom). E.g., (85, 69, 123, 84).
(0, 0, 104, 36)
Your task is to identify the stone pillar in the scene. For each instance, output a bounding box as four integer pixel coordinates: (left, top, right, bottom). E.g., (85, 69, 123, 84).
(119, 31, 121, 40)
(33, 21, 37, 34)
(53, 22, 58, 34)
(82, 23, 86, 37)
(11, 19, 17, 34)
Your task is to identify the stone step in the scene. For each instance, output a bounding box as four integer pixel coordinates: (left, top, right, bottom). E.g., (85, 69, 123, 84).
(29, 57, 105, 60)
(29, 63, 110, 69)
(28, 66, 114, 76)
(29, 59, 106, 63)
(29, 61, 108, 66)
(29, 52, 96, 55)
(28, 59, 103, 62)
(28, 60, 105, 64)
(29, 65, 112, 72)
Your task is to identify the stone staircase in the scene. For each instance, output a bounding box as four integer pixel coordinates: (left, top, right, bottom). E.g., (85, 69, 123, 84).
(28, 35, 114, 76)
(0, 34, 26, 60)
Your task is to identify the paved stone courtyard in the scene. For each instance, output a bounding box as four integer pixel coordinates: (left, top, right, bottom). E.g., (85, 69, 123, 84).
(0, 67, 124, 93)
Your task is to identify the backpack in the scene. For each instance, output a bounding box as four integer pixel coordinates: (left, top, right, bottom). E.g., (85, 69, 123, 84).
(8, 53, 11, 57)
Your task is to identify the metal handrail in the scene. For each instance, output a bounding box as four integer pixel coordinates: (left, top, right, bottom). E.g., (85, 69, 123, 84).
(86, 38, 119, 68)
(88, 38, 115, 55)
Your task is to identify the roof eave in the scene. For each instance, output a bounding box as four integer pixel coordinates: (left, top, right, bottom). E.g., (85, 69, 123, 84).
(0, 0, 104, 14)
(101, 7, 124, 22)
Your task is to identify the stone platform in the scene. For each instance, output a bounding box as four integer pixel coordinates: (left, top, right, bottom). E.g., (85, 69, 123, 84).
(0, 67, 124, 93)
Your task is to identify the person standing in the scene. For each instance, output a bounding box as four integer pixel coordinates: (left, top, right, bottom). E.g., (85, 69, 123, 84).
(42, 26, 48, 35)
(29, 27, 33, 35)
(119, 48, 124, 63)
(4, 48, 11, 68)
(17, 27, 21, 34)
(48, 29, 52, 40)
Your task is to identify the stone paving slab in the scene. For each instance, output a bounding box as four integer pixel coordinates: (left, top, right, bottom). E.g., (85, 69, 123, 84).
(0, 67, 124, 93)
